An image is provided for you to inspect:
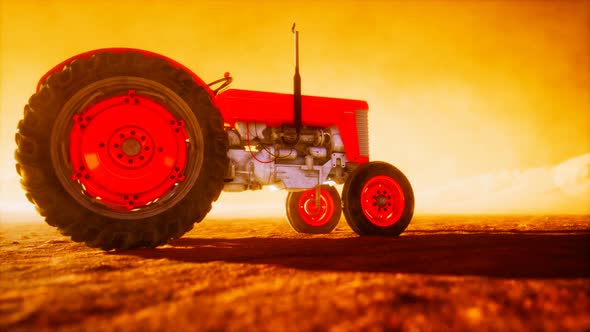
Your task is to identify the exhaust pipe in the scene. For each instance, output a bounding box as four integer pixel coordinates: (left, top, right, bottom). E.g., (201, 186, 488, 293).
(292, 23, 302, 136)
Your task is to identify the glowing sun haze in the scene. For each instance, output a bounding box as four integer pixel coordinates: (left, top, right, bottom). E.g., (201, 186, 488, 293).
(0, 0, 589, 222)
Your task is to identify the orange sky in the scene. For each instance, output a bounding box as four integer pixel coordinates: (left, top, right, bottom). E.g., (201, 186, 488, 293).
(1, 0, 589, 220)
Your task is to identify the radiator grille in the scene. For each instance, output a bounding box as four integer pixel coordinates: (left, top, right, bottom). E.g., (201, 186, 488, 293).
(355, 110, 369, 157)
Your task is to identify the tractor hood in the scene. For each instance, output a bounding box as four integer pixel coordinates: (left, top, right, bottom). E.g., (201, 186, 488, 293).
(215, 89, 368, 128)
(215, 89, 370, 163)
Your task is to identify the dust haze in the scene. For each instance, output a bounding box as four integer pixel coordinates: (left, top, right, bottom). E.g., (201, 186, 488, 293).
(1, 0, 589, 218)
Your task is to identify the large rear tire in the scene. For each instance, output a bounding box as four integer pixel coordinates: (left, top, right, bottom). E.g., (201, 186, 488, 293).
(15, 51, 228, 250)
(342, 162, 414, 236)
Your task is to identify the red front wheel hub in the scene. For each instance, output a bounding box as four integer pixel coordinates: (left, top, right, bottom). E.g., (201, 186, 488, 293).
(297, 188, 335, 227)
(360, 176, 405, 227)
(69, 90, 189, 210)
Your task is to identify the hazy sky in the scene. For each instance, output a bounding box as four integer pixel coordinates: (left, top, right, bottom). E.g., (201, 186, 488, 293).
(0, 0, 588, 218)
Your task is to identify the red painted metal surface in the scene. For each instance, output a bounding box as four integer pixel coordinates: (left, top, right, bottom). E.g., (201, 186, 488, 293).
(69, 90, 188, 210)
(297, 187, 335, 226)
(360, 175, 405, 227)
(36, 48, 214, 97)
(216, 89, 370, 163)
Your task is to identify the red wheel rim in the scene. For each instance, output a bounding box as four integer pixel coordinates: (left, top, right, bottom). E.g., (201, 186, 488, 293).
(69, 90, 189, 210)
(360, 176, 405, 227)
(297, 188, 335, 227)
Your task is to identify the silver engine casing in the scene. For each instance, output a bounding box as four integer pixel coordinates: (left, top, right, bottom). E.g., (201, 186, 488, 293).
(223, 123, 347, 192)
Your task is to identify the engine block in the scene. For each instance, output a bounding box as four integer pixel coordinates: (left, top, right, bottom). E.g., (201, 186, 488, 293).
(223, 123, 347, 191)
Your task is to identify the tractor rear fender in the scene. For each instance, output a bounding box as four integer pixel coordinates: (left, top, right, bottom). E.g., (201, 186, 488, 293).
(36, 48, 215, 97)
(216, 89, 370, 164)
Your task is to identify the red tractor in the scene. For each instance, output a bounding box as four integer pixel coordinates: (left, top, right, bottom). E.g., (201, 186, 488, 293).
(15, 26, 414, 250)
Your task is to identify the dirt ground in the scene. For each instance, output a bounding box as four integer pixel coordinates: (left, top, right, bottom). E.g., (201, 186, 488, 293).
(1, 215, 589, 331)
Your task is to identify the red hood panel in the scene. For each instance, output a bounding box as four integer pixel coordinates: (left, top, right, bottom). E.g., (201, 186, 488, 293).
(215, 89, 368, 127)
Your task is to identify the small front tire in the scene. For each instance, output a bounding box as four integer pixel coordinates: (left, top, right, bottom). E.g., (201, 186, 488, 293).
(285, 185, 341, 234)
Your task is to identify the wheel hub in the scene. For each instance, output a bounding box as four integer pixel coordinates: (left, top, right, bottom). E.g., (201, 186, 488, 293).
(298, 188, 334, 226)
(69, 90, 189, 210)
(375, 195, 388, 208)
(121, 137, 142, 157)
(106, 126, 156, 169)
(303, 199, 322, 216)
(360, 176, 405, 226)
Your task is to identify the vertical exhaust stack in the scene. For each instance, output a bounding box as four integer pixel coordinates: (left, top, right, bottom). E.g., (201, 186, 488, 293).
(292, 23, 302, 135)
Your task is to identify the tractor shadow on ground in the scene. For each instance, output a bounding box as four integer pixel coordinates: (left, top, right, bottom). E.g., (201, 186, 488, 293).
(116, 231, 590, 278)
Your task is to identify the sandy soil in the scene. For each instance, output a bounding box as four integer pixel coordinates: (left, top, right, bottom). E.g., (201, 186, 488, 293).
(1, 215, 589, 331)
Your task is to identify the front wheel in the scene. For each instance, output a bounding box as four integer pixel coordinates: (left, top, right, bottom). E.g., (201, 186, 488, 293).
(342, 162, 414, 236)
(285, 185, 341, 234)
